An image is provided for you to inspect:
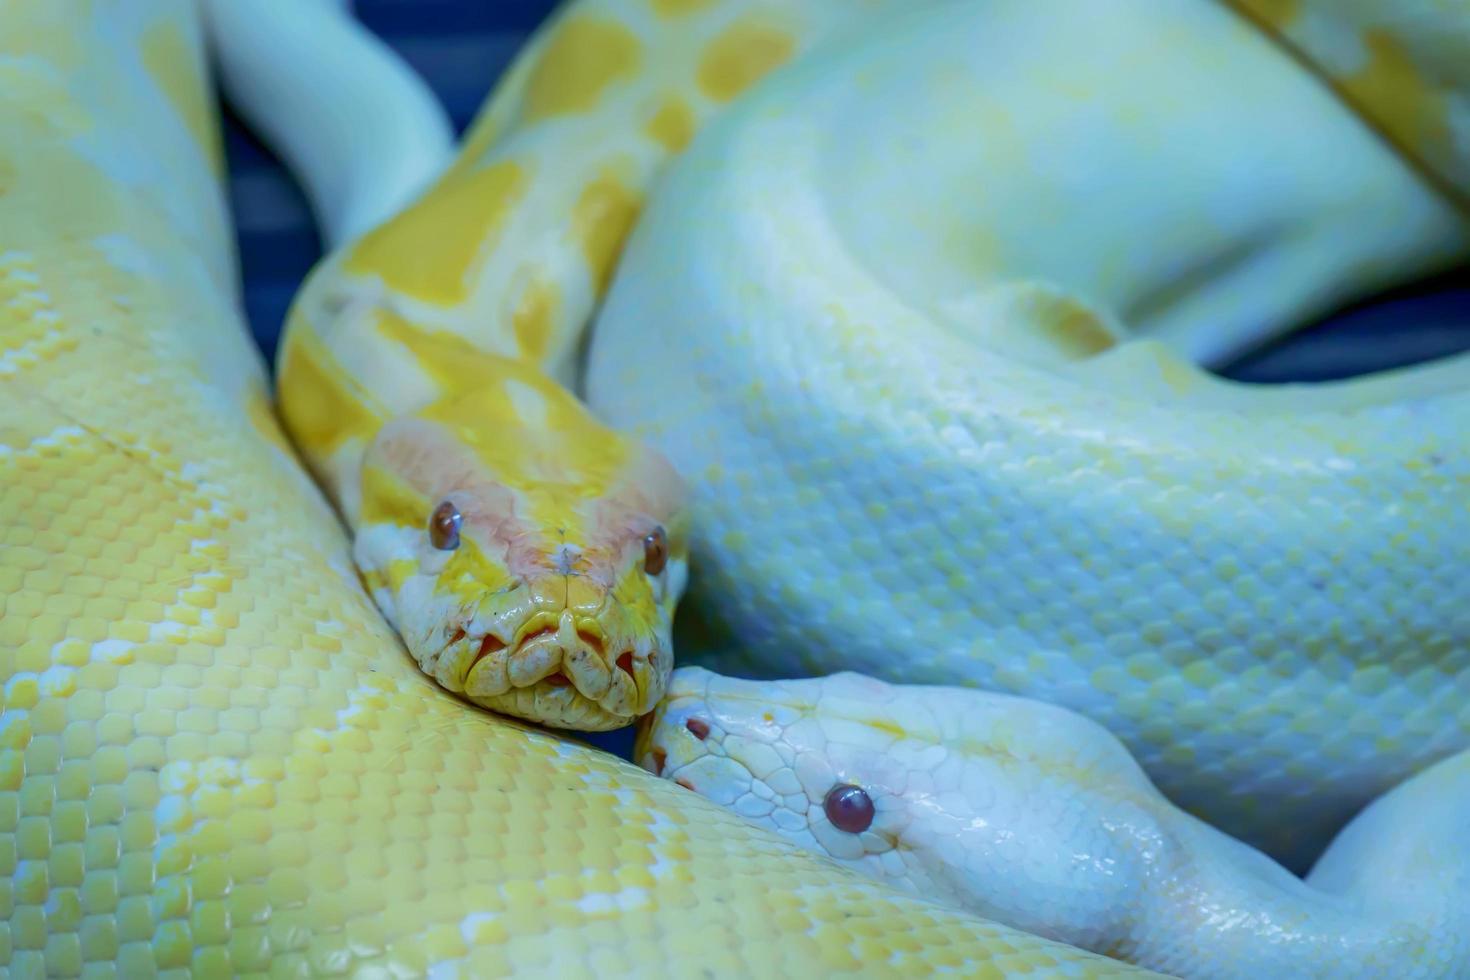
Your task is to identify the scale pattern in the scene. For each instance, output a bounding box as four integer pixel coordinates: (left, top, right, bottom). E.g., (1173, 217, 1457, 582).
(584, 0, 1470, 865)
(0, 2, 1156, 976)
(640, 667, 1470, 977)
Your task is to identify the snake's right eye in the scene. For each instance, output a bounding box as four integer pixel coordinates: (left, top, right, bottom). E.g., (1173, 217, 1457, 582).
(643, 526, 668, 576)
(429, 500, 462, 550)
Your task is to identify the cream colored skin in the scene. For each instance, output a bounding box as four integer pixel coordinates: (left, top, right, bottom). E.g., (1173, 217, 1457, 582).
(642, 667, 1470, 977)
(236, 0, 1469, 970)
(0, 3, 1153, 975)
(585, 0, 1470, 861)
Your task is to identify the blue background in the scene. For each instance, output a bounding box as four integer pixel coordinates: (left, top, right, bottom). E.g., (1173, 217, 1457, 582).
(222, 1, 1468, 756)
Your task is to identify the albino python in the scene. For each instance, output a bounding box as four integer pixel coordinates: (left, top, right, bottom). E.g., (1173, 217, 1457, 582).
(0, 2, 1150, 976)
(642, 668, 1470, 975)
(2, 0, 1468, 976)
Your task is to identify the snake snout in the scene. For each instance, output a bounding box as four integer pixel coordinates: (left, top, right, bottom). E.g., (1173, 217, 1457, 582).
(636, 692, 716, 786)
(459, 607, 653, 711)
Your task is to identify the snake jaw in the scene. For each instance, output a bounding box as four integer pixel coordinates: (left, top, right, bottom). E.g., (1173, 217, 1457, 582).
(427, 599, 669, 730)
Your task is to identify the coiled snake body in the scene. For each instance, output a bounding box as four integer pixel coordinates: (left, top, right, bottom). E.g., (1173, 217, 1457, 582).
(0, 2, 1147, 975)
(3, 0, 1469, 975)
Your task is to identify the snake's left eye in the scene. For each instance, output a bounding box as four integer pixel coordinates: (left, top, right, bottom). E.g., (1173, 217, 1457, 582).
(429, 500, 461, 550)
(643, 526, 668, 575)
(824, 784, 875, 834)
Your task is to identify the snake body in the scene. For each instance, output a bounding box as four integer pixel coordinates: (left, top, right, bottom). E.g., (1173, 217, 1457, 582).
(579, 0, 1470, 864)
(240, 0, 1470, 972)
(0, 2, 1155, 975)
(7, 0, 1470, 974)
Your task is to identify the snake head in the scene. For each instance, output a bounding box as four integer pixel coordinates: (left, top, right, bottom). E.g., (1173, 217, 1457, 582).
(354, 374, 688, 731)
(638, 667, 1166, 925)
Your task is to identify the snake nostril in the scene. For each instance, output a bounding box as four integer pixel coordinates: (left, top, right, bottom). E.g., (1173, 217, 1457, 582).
(685, 717, 709, 740)
(616, 652, 635, 679)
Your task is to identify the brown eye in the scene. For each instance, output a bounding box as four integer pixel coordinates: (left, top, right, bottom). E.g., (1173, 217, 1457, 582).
(643, 526, 668, 576)
(429, 500, 461, 551)
(823, 784, 874, 834)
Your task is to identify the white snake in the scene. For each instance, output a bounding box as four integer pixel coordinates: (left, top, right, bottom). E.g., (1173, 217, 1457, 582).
(585, 0, 1470, 868)
(4, 0, 1469, 975)
(641, 667, 1470, 976)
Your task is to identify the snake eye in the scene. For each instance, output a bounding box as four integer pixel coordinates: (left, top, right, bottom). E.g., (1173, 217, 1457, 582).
(824, 784, 875, 834)
(428, 500, 462, 551)
(643, 526, 668, 576)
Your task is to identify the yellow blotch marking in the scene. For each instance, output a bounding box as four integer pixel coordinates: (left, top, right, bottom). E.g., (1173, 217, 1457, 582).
(373, 307, 508, 393)
(697, 20, 796, 103)
(370, 311, 637, 502)
(1340, 29, 1452, 171)
(867, 718, 907, 740)
(0, 6, 85, 67)
(276, 319, 387, 466)
(651, 0, 717, 16)
(423, 379, 634, 501)
(345, 160, 528, 306)
(1152, 345, 1200, 395)
(140, 20, 223, 175)
(359, 461, 431, 531)
(512, 278, 561, 360)
(1036, 296, 1117, 357)
(574, 173, 643, 295)
(524, 17, 642, 122)
(0, 64, 91, 139)
(644, 96, 697, 153)
(431, 387, 640, 585)
(1228, 0, 1302, 31)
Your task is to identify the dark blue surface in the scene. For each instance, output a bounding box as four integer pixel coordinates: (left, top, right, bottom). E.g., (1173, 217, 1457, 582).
(222, 2, 1467, 760)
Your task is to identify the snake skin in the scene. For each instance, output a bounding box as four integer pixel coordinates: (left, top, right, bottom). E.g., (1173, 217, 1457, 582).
(581, 0, 1470, 865)
(641, 667, 1470, 976)
(0, 2, 1158, 975)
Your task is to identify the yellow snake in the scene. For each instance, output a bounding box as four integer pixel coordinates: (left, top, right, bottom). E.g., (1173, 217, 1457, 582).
(2, 0, 1468, 976)
(0, 1, 1156, 975)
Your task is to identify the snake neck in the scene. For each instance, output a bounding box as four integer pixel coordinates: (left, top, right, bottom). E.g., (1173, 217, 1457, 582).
(1123, 802, 1469, 976)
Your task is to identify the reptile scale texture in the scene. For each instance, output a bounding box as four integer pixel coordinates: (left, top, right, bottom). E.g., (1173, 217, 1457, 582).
(3, 0, 1470, 976)
(0, 3, 1148, 976)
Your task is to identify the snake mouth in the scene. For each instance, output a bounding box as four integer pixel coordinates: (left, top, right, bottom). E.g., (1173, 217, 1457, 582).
(434, 611, 658, 730)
